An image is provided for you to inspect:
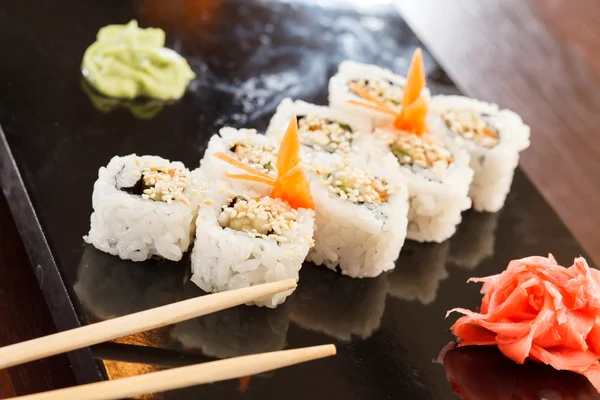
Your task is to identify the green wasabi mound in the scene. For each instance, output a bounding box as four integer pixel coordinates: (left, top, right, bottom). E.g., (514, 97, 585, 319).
(82, 20, 195, 100)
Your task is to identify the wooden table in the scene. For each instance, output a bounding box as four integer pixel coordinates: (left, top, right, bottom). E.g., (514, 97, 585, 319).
(1, 0, 599, 396)
(397, 0, 600, 264)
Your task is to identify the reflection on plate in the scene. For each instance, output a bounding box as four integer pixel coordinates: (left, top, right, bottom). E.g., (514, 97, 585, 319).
(440, 345, 600, 400)
(171, 282, 292, 359)
(387, 240, 449, 305)
(448, 210, 501, 270)
(291, 264, 388, 341)
(81, 79, 171, 119)
(73, 244, 187, 319)
(91, 342, 209, 369)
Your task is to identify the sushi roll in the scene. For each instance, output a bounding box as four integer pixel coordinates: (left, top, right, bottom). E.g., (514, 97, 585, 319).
(429, 95, 530, 212)
(291, 264, 389, 341)
(328, 59, 430, 126)
(190, 117, 315, 308)
(349, 49, 473, 243)
(84, 154, 203, 261)
(266, 97, 372, 157)
(172, 282, 291, 359)
(364, 130, 472, 243)
(200, 127, 278, 185)
(386, 240, 449, 305)
(306, 155, 409, 278)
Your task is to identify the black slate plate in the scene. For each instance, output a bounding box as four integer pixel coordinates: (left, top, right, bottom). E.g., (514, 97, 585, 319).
(0, 0, 596, 399)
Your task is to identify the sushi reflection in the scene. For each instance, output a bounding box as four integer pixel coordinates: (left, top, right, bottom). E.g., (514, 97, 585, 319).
(386, 240, 449, 305)
(81, 79, 169, 119)
(171, 282, 292, 359)
(440, 345, 600, 400)
(448, 209, 501, 270)
(291, 263, 388, 341)
(74, 244, 187, 320)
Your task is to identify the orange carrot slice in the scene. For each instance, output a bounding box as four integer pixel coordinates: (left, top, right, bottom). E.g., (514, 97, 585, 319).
(223, 173, 276, 186)
(349, 82, 394, 111)
(213, 152, 275, 181)
(238, 376, 251, 393)
(395, 96, 429, 134)
(345, 48, 429, 136)
(348, 99, 398, 116)
(401, 48, 426, 108)
(270, 117, 314, 210)
(271, 165, 314, 210)
(214, 117, 314, 210)
(276, 117, 302, 176)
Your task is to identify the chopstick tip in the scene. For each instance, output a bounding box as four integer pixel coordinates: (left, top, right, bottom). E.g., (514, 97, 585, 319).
(325, 344, 336, 356)
(281, 278, 298, 289)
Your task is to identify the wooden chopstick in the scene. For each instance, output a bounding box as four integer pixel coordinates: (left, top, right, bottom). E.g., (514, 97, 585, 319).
(11, 344, 336, 400)
(0, 279, 296, 370)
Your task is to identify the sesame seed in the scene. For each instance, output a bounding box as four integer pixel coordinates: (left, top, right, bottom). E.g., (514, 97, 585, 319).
(230, 141, 278, 174)
(441, 109, 499, 148)
(218, 196, 298, 243)
(350, 78, 403, 109)
(135, 163, 192, 205)
(390, 131, 453, 168)
(297, 115, 357, 154)
(321, 161, 394, 205)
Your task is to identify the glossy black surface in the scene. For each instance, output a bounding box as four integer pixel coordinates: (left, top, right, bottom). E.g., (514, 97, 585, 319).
(0, 0, 595, 398)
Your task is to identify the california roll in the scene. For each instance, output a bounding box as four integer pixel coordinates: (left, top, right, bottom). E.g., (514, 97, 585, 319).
(350, 49, 473, 243)
(266, 98, 371, 158)
(429, 95, 530, 212)
(190, 117, 315, 308)
(329, 59, 430, 126)
(84, 154, 203, 261)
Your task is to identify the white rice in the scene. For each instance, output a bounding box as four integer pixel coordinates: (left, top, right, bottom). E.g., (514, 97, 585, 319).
(190, 180, 315, 308)
(266, 97, 372, 159)
(328, 60, 430, 127)
(306, 155, 408, 277)
(290, 265, 389, 341)
(430, 95, 530, 212)
(386, 240, 449, 304)
(199, 127, 279, 188)
(354, 129, 473, 243)
(84, 154, 203, 262)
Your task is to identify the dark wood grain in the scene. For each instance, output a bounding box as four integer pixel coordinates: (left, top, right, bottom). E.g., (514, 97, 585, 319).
(397, 0, 600, 266)
(0, 192, 76, 398)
